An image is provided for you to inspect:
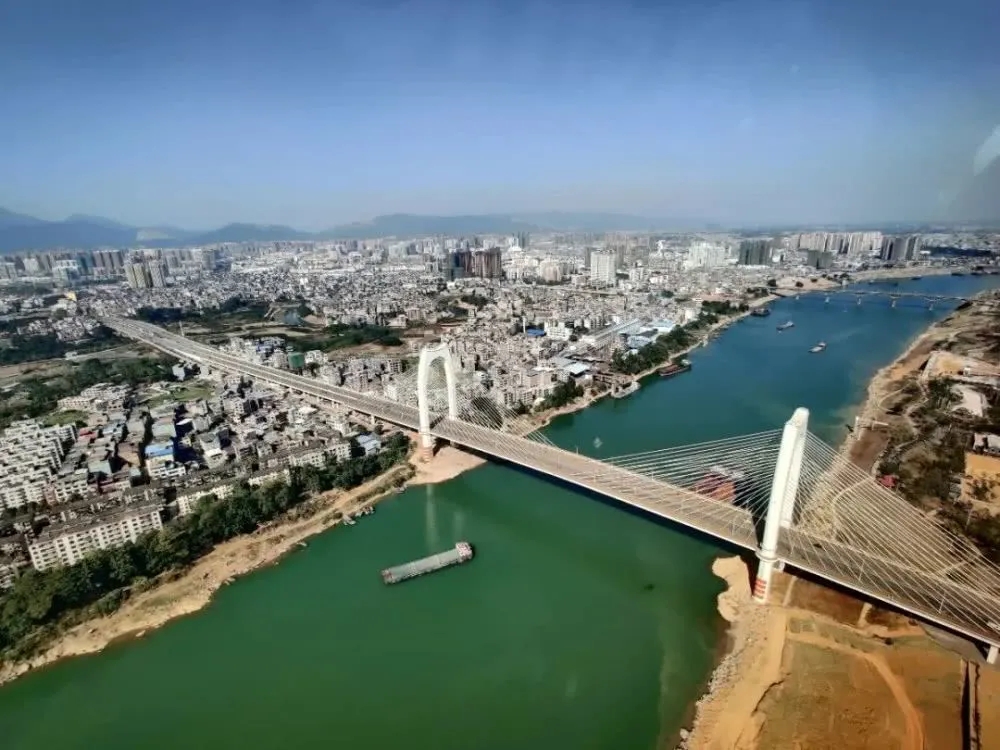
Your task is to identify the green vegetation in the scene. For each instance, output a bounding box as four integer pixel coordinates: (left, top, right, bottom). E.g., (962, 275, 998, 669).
(0, 325, 124, 366)
(459, 293, 490, 309)
(147, 380, 216, 407)
(611, 326, 694, 375)
(610, 302, 747, 375)
(136, 296, 269, 330)
(282, 323, 403, 351)
(0, 356, 174, 430)
(0, 433, 411, 660)
(541, 379, 584, 410)
(41, 410, 88, 427)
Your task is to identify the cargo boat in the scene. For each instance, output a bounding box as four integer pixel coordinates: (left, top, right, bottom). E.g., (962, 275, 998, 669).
(777, 320, 794, 331)
(381, 542, 474, 585)
(659, 358, 692, 378)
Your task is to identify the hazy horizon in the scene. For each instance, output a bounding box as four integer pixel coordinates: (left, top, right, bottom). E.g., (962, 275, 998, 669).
(2, 0, 999, 230)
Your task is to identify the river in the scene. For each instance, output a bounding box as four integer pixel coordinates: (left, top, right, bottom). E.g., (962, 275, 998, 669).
(1, 274, 998, 750)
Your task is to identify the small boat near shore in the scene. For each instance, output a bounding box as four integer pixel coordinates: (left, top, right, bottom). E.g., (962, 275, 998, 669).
(810, 341, 827, 353)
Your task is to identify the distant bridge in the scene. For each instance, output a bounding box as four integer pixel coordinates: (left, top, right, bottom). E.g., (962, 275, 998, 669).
(103, 316, 1000, 661)
(782, 289, 978, 309)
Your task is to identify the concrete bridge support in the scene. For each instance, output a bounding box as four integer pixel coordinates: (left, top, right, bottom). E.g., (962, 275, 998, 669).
(988, 644, 999, 665)
(416, 343, 460, 461)
(754, 407, 810, 603)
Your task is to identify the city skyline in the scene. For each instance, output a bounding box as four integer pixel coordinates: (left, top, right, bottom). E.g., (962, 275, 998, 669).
(2, 0, 999, 228)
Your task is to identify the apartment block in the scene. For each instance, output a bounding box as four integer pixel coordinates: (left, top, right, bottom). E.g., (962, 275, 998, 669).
(0, 420, 76, 510)
(28, 502, 164, 571)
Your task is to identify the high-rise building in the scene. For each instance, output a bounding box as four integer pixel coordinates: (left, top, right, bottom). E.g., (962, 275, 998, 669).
(446, 248, 503, 280)
(737, 240, 771, 266)
(124, 263, 151, 289)
(538, 259, 564, 283)
(685, 242, 728, 269)
(880, 235, 921, 263)
(148, 261, 168, 288)
(589, 251, 616, 286)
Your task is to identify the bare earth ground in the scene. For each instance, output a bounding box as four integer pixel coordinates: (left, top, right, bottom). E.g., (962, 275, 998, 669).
(0, 464, 412, 687)
(683, 560, 972, 750)
(408, 444, 486, 485)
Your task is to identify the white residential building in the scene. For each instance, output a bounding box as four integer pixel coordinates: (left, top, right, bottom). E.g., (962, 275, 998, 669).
(28, 503, 164, 571)
(0, 420, 76, 510)
(589, 251, 616, 286)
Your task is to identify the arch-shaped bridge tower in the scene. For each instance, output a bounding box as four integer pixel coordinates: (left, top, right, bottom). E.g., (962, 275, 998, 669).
(416, 343, 460, 461)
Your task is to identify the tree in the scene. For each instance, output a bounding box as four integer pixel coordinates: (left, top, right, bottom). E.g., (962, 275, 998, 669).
(766, 278, 778, 288)
(927, 378, 958, 411)
(969, 476, 997, 504)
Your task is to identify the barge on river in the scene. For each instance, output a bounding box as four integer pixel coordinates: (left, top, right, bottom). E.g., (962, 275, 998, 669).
(381, 542, 474, 585)
(658, 358, 692, 378)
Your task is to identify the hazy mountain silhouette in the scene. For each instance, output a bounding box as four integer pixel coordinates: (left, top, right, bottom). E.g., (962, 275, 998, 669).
(64, 214, 135, 231)
(190, 223, 312, 244)
(320, 211, 693, 238)
(0, 218, 136, 251)
(0, 207, 48, 229)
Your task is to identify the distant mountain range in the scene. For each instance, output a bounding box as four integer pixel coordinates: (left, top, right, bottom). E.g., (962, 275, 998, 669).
(0, 208, 706, 253)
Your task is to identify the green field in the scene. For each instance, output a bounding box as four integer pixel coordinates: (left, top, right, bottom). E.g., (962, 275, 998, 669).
(147, 380, 216, 406)
(42, 409, 88, 426)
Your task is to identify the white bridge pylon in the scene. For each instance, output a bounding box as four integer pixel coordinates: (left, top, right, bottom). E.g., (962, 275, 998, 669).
(416, 342, 459, 460)
(754, 407, 808, 603)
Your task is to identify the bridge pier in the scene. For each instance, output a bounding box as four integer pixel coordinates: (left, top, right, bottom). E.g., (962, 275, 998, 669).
(754, 407, 809, 604)
(988, 644, 999, 665)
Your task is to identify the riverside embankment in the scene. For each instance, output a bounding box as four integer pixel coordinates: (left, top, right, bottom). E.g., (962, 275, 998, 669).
(2, 273, 999, 750)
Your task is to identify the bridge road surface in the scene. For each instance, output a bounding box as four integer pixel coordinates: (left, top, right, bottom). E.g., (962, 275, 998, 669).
(107, 317, 1000, 648)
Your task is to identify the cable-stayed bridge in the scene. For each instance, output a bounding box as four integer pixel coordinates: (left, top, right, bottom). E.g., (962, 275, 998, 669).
(103, 316, 1000, 659)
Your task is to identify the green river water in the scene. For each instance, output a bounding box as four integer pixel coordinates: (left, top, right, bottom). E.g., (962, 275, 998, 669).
(1, 274, 998, 750)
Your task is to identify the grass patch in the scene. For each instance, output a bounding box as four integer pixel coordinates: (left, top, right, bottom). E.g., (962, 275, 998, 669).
(147, 380, 216, 406)
(42, 409, 88, 426)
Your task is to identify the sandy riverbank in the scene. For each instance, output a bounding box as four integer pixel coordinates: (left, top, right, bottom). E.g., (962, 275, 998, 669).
(0, 464, 412, 687)
(675, 557, 787, 750)
(408, 445, 486, 485)
(843, 290, 993, 471)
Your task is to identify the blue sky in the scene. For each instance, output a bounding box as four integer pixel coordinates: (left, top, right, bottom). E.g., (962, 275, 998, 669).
(1, 0, 998, 228)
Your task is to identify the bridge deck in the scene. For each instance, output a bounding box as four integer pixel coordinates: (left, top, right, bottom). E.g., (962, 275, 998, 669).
(107, 317, 1000, 647)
